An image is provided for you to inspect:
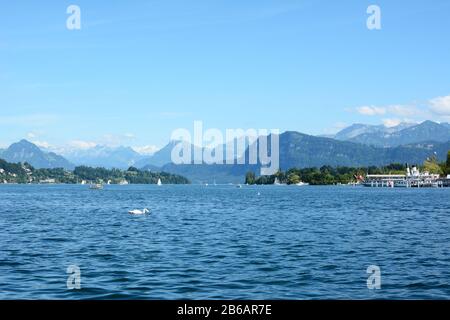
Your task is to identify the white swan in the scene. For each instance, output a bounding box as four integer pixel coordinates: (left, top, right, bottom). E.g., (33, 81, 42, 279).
(128, 208, 150, 215)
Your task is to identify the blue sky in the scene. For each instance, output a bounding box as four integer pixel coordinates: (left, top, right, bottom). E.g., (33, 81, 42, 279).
(1, 0, 450, 153)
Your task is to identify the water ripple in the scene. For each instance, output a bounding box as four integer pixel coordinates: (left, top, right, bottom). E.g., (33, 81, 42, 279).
(0, 184, 449, 299)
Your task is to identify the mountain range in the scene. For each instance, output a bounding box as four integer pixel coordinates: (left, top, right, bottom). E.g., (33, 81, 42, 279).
(0, 140, 75, 170)
(141, 132, 450, 183)
(58, 145, 144, 169)
(333, 120, 450, 147)
(1, 121, 449, 183)
(134, 141, 182, 168)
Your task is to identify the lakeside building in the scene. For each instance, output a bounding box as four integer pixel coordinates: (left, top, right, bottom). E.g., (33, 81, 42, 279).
(39, 178, 56, 184)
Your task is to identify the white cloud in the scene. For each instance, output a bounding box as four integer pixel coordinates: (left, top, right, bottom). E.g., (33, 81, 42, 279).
(69, 140, 98, 150)
(354, 95, 450, 121)
(32, 140, 52, 149)
(132, 145, 160, 155)
(356, 106, 386, 116)
(124, 133, 136, 139)
(387, 105, 421, 117)
(429, 95, 450, 116)
(101, 133, 136, 146)
(382, 118, 403, 128)
(353, 102, 429, 126)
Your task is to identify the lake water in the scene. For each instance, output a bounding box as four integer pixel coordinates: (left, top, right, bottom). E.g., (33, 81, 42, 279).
(0, 184, 449, 299)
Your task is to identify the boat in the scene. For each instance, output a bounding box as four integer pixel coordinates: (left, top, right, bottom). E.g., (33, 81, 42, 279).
(157, 178, 162, 186)
(89, 183, 103, 190)
(236, 184, 242, 188)
(274, 178, 286, 186)
(296, 181, 309, 186)
(363, 166, 442, 188)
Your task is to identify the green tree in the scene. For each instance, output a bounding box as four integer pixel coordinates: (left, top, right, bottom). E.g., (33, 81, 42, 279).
(423, 156, 443, 175)
(287, 173, 300, 185)
(245, 172, 256, 185)
(447, 151, 450, 172)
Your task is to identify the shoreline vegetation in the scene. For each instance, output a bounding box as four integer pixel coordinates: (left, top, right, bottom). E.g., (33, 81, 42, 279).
(1, 151, 449, 186)
(245, 152, 450, 185)
(0, 160, 190, 185)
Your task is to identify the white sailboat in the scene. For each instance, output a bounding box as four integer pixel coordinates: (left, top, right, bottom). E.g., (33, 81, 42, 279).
(89, 183, 103, 190)
(157, 178, 162, 186)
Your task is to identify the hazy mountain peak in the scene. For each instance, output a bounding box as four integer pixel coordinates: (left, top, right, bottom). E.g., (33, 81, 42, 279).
(1, 140, 73, 169)
(335, 120, 450, 147)
(15, 139, 40, 148)
(334, 123, 384, 140)
(62, 144, 144, 169)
